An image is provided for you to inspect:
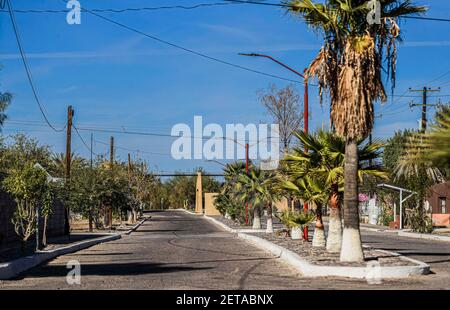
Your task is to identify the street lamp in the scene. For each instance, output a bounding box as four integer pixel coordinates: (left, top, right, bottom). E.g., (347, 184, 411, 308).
(238, 53, 309, 133)
(239, 52, 310, 239)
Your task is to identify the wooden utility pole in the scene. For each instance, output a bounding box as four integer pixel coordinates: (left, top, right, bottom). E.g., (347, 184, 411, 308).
(128, 153, 132, 175)
(64, 105, 74, 236)
(109, 136, 114, 169)
(90, 133, 93, 168)
(109, 136, 114, 229)
(65, 105, 74, 179)
(409, 87, 440, 132)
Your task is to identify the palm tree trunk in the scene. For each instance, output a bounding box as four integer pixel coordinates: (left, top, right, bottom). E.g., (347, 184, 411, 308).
(312, 205, 326, 247)
(340, 139, 364, 262)
(252, 206, 261, 229)
(326, 184, 342, 253)
(266, 203, 273, 233)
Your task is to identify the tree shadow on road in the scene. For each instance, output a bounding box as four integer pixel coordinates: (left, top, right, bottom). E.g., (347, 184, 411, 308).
(13, 262, 212, 280)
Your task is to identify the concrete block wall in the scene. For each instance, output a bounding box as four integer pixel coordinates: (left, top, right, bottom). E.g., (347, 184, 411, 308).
(0, 189, 66, 247)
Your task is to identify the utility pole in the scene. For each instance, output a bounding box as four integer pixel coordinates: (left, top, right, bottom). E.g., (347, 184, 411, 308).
(409, 87, 440, 132)
(128, 153, 132, 175)
(109, 136, 114, 229)
(110, 136, 114, 169)
(65, 105, 74, 179)
(64, 105, 74, 237)
(90, 133, 93, 168)
(89, 132, 94, 232)
(245, 143, 249, 226)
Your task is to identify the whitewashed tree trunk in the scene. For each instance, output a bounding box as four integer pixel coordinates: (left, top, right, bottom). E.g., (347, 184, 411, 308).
(291, 227, 303, 240)
(252, 207, 261, 229)
(127, 211, 133, 224)
(326, 190, 342, 252)
(340, 227, 364, 262)
(266, 204, 273, 233)
(312, 206, 326, 247)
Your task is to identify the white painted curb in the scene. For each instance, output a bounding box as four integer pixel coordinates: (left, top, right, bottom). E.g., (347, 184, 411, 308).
(204, 215, 430, 279)
(398, 230, 450, 242)
(203, 215, 237, 233)
(0, 216, 150, 280)
(175, 208, 203, 216)
(238, 233, 429, 279)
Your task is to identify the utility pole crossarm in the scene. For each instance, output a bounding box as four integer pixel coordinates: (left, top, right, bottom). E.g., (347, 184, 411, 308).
(409, 87, 440, 132)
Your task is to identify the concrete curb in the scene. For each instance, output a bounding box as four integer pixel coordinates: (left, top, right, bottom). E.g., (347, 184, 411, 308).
(122, 216, 150, 235)
(0, 216, 150, 280)
(0, 234, 121, 280)
(204, 215, 430, 279)
(398, 230, 450, 242)
(175, 208, 203, 216)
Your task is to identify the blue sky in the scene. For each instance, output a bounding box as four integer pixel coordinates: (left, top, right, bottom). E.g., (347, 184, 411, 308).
(1, 0, 450, 174)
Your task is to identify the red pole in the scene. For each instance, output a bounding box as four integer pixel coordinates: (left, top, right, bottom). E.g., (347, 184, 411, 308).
(303, 79, 309, 241)
(245, 143, 249, 226)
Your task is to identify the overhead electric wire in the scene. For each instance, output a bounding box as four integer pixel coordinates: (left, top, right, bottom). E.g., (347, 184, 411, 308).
(94, 139, 172, 157)
(6, 0, 65, 132)
(73, 124, 98, 156)
(7, 119, 273, 146)
(222, 0, 450, 23)
(0, 2, 239, 13)
(3, 0, 450, 23)
(57, 0, 310, 86)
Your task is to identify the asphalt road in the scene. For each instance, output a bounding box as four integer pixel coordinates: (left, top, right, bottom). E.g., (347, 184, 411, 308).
(0, 210, 449, 289)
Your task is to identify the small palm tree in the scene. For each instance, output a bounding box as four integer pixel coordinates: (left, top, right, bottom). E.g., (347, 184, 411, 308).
(281, 175, 329, 247)
(286, 0, 426, 262)
(281, 129, 387, 251)
(220, 161, 248, 221)
(236, 168, 271, 229)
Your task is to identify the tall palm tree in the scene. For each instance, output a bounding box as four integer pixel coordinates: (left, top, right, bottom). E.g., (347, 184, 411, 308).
(0, 90, 12, 130)
(286, 0, 426, 262)
(282, 129, 387, 251)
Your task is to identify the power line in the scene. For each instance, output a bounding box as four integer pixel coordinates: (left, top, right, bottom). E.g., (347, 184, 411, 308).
(427, 69, 450, 87)
(59, 0, 311, 85)
(4, 0, 450, 23)
(223, 0, 450, 23)
(94, 139, 172, 157)
(6, 0, 65, 132)
(73, 124, 98, 156)
(6, 118, 274, 145)
(0, 2, 239, 14)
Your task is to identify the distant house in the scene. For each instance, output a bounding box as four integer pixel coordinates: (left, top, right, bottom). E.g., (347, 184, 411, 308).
(427, 182, 450, 227)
